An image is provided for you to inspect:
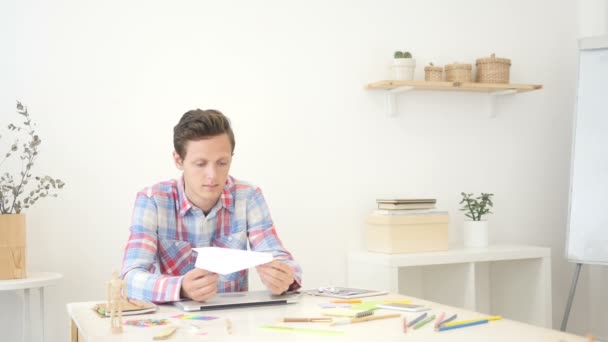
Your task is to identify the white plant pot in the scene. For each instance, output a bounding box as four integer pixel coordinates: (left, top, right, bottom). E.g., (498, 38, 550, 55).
(392, 58, 416, 80)
(463, 220, 489, 248)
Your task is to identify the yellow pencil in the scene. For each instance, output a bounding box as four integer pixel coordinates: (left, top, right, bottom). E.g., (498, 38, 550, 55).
(442, 316, 502, 327)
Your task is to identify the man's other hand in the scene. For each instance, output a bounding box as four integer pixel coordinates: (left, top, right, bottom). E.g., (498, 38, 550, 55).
(180, 268, 218, 301)
(256, 260, 294, 295)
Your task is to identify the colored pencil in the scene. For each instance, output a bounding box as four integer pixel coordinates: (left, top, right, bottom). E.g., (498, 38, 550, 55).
(282, 317, 333, 323)
(261, 326, 345, 336)
(413, 314, 436, 330)
(332, 313, 401, 326)
(442, 315, 502, 327)
(438, 313, 457, 326)
(435, 312, 446, 329)
(407, 312, 427, 327)
(438, 319, 489, 331)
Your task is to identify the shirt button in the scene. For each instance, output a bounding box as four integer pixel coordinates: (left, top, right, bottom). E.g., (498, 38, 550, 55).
(228, 237, 232, 241)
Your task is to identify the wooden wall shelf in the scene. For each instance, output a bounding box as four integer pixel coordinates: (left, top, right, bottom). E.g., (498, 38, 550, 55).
(366, 80, 543, 117)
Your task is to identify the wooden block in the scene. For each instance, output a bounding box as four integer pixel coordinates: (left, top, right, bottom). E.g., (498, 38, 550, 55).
(366, 223, 448, 253)
(153, 326, 177, 340)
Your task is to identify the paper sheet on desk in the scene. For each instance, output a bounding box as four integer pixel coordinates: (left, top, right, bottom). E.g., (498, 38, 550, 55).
(193, 247, 273, 275)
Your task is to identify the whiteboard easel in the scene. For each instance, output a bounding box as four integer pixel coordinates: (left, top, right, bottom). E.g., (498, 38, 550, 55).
(562, 34, 608, 331)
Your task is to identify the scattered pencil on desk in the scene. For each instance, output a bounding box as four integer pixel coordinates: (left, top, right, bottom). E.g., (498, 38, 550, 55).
(441, 315, 502, 327)
(402, 317, 407, 334)
(281, 317, 333, 323)
(438, 313, 457, 326)
(261, 326, 345, 336)
(331, 299, 362, 304)
(438, 319, 489, 331)
(413, 314, 435, 330)
(435, 312, 446, 330)
(331, 313, 400, 326)
(407, 312, 427, 327)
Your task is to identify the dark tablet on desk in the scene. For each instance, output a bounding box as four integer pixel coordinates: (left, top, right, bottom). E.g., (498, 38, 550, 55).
(173, 290, 301, 312)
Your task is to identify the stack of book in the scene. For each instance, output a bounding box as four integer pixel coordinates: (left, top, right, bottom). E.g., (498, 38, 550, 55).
(366, 199, 449, 254)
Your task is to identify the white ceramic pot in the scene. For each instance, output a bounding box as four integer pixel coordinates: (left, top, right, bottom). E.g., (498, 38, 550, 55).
(392, 58, 416, 80)
(463, 220, 489, 248)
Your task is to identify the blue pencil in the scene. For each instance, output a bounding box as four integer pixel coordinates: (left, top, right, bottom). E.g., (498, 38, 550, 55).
(438, 319, 489, 331)
(407, 312, 427, 327)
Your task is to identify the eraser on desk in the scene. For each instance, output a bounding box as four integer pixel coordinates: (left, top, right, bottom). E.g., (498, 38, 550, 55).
(153, 326, 177, 340)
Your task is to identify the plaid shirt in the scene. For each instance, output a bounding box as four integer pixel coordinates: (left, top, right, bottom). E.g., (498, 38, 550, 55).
(120, 175, 302, 303)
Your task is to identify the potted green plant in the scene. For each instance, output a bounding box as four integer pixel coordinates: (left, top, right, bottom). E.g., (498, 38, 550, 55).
(393, 51, 416, 80)
(0, 101, 65, 279)
(459, 192, 494, 248)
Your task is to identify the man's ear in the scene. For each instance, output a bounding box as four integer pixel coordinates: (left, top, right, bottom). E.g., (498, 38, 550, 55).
(173, 151, 184, 170)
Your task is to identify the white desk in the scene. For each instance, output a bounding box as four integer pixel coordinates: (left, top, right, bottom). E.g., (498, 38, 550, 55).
(67, 292, 584, 341)
(0, 271, 63, 342)
(347, 245, 552, 328)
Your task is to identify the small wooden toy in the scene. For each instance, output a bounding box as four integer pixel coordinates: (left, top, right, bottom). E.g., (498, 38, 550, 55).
(107, 270, 126, 334)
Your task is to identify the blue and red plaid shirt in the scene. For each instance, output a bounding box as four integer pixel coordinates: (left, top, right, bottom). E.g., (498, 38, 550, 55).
(120, 175, 302, 303)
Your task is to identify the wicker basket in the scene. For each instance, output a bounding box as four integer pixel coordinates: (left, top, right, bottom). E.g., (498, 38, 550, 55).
(424, 65, 443, 81)
(445, 63, 472, 82)
(476, 54, 511, 83)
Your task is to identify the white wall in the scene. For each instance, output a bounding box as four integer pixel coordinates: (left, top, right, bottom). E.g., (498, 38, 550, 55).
(2, 0, 604, 340)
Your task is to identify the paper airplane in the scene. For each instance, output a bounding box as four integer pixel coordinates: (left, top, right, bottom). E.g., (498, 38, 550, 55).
(193, 247, 273, 275)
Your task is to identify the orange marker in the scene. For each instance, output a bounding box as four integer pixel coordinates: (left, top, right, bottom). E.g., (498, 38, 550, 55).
(331, 299, 362, 304)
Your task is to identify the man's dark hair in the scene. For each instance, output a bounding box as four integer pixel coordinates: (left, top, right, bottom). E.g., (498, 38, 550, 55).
(173, 109, 235, 159)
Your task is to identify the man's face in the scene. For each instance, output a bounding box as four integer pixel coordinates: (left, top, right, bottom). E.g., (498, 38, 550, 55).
(173, 133, 232, 211)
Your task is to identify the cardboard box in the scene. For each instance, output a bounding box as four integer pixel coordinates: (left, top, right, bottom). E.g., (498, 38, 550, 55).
(366, 213, 449, 254)
(0, 214, 27, 279)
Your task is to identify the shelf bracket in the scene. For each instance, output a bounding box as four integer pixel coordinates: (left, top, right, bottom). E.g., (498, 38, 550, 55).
(385, 86, 414, 116)
(489, 89, 517, 118)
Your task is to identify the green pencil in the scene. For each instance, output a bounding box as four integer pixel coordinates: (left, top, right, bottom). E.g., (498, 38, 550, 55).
(260, 325, 345, 336)
(413, 314, 436, 330)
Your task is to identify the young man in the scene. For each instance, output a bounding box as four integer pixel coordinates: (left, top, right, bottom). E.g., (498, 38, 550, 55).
(120, 109, 302, 303)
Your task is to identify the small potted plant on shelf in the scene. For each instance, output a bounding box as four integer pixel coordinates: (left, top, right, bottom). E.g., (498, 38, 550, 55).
(0, 102, 66, 279)
(392, 51, 416, 81)
(459, 192, 494, 248)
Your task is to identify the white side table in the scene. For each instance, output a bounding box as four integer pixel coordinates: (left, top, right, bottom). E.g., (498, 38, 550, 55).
(0, 272, 63, 342)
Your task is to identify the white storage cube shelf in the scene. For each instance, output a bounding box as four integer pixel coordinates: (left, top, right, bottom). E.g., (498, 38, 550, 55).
(347, 245, 551, 328)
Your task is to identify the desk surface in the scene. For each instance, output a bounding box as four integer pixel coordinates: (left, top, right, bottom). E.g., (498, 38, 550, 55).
(0, 271, 62, 291)
(68, 292, 585, 342)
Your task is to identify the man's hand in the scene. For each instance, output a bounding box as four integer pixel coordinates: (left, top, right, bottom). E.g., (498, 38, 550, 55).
(256, 260, 294, 295)
(180, 268, 218, 302)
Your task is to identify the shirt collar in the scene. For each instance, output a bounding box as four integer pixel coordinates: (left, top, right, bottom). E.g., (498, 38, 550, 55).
(177, 175, 236, 217)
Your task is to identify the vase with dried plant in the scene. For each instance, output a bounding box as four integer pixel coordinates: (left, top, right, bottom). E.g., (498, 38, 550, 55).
(0, 101, 65, 279)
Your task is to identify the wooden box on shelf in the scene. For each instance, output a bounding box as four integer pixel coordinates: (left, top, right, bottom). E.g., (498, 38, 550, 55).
(365, 212, 449, 253)
(424, 65, 443, 81)
(476, 54, 511, 83)
(445, 63, 472, 82)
